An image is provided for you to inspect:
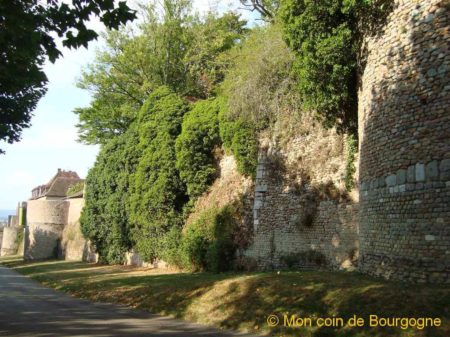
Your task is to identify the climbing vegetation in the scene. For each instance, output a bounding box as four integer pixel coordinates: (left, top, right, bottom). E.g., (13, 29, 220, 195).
(80, 128, 139, 264)
(77, 0, 374, 268)
(179, 204, 242, 272)
(128, 87, 188, 262)
(176, 99, 222, 200)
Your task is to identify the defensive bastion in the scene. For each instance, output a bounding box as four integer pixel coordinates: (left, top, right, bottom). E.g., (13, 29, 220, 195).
(246, 0, 449, 283)
(358, 0, 450, 283)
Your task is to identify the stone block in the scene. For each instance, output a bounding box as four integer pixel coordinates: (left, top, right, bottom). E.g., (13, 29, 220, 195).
(255, 184, 268, 192)
(386, 174, 397, 187)
(425, 160, 439, 181)
(256, 169, 264, 179)
(254, 200, 263, 210)
(378, 176, 386, 188)
(415, 163, 425, 182)
(439, 159, 450, 180)
(407, 165, 416, 183)
(361, 181, 369, 191)
(396, 169, 407, 185)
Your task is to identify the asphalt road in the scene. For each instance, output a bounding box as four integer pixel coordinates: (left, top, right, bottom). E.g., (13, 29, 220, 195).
(0, 265, 260, 337)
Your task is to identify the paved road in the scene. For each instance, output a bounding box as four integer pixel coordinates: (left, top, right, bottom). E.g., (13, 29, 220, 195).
(0, 266, 260, 337)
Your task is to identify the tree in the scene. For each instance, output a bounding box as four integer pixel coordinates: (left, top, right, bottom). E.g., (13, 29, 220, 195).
(0, 0, 136, 152)
(278, 0, 389, 134)
(75, 3, 246, 145)
(128, 87, 188, 262)
(239, 0, 279, 20)
(175, 99, 222, 200)
(80, 125, 140, 264)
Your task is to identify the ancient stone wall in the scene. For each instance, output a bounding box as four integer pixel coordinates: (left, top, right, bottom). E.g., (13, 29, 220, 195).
(25, 199, 68, 260)
(61, 198, 88, 261)
(1, 227, 19, 256)
(358, 0, 450, 283)
(245, 113, 359, 270)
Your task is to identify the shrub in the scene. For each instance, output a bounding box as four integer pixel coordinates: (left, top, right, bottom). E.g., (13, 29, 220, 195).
(221, 24, 298, 130)
(80, 127, 139, 264)
(128, 86, 188, 262)
(219, 110, 258, 178)
(175, 99, 222, 199)
(180, 205, 239, 272)
(279, 0, 362, 133)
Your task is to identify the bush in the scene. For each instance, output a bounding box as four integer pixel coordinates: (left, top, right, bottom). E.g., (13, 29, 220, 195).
(220, 24, 298, 130)
(175, 99, 222, 199)
(219, 110, 258, 178)
(128, 86, 188, 262)
(180, 205, 239, 272)
(80, 127, 139, 264)
(279, 0, 362, 133)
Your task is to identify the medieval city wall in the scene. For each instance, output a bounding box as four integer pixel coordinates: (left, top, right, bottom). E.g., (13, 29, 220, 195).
(358, 0, 450, 283)
(25, 199, 67, 260)
(0, 227, 19, 257)
(245, 111, 360, 270)
(61, 198, 88, 261)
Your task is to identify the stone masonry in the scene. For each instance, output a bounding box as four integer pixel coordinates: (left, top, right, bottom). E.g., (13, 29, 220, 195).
(245, 149, 359, 270)
(358, 0, 450, 283)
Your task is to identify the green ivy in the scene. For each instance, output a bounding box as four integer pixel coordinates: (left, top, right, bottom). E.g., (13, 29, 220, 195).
(180, 205, 239, 272)
(175, 99, 222, 200)
(128, 86, 188, 262)
(279, 0, 363, 133)
(219, 108, 258, 178)
(80, 127, 139, 264)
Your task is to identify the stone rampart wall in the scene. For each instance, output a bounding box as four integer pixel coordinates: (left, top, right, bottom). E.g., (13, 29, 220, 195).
(358, 0, 450, 283)
(245, 151, 359, 270)
(1, 227, 19, 257)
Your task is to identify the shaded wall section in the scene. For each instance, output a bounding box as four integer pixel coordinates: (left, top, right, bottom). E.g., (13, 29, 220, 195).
(25, 200, 67, 260)
(358, 0, 450, 283)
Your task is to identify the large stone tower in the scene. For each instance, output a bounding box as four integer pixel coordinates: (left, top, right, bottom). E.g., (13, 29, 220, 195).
(358, 0, 450, 282)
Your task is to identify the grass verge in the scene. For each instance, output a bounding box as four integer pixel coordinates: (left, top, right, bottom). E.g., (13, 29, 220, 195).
(1, 257, 449, 337)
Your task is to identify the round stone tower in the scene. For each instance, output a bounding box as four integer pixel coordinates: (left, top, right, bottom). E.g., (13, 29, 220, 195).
(358, 0, 450, 283)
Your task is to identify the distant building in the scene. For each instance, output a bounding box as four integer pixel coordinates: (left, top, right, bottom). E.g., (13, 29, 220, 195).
(31, 169, 83, 200)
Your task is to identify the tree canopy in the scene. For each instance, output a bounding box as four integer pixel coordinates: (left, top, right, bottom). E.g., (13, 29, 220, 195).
(0, 0, 136, 153)
(75, 3, 247, 145)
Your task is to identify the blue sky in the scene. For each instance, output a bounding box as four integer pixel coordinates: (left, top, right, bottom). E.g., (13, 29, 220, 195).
(0, 1, 258, 211)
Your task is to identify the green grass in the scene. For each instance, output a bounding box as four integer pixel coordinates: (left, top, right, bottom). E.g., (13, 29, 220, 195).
(1, 257, 449, 337)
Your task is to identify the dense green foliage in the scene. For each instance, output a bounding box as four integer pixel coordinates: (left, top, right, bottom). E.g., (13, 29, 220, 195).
(218, 109, 258, 178)
(176, 99, 221, 200)
(0, 0, 135, 153)
(77, 0, 378, 269)
(180, 205, 240, 272)
(279, 0, 365, 133)
(128, 87, 188, 262)
(75, 3, 246, 145)
(80, 128, 139, 264)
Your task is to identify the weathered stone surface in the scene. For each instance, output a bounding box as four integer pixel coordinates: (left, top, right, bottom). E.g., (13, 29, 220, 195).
(358, 0, 450, 284)
(415, 163, 425, 182)
(440, 159, 450, 180)
(425, 160, 439, 181)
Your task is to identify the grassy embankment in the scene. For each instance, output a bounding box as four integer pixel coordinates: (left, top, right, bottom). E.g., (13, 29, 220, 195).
(1, 256, 448, 337)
